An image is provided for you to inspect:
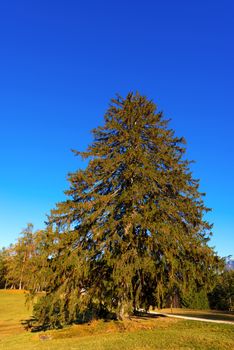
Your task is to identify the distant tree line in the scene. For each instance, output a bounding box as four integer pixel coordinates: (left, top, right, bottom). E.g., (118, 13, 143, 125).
(208, 270, 234, 311)
(0, 224, 48, 291)
(0, 93, 232, 328)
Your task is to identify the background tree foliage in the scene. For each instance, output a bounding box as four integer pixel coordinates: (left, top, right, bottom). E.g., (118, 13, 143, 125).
(0, 247, 8, 288)
(0, 224, 49, 291)
(6, 224, 35, 290)
(209, 270, 234, 311)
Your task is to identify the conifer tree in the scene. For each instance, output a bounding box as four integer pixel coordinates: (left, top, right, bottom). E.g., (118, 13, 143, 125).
(32, 93, 221, 326)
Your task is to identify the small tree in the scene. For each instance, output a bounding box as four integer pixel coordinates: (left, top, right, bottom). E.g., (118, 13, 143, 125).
(31, 93, 221, 327)
(0, 248, 8, 288)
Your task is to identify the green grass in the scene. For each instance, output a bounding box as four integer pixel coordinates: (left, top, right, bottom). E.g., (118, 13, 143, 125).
(0, 290, 234, 350)
(0, 290, 32, 337)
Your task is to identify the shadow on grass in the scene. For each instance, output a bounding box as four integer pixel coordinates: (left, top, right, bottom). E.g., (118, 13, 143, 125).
(134, 311, 166, 320)
(21, 311, 166, 333)
(21, 317, 52, 332)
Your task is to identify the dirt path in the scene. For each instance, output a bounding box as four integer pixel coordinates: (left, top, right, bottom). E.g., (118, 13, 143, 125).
(149, 311, 234, 325)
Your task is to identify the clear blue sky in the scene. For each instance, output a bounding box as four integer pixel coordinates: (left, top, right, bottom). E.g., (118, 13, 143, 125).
(0, 0, 233, 257)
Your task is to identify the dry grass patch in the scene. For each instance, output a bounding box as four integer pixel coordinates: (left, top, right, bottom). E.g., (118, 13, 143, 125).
(49, 316, 177, 340)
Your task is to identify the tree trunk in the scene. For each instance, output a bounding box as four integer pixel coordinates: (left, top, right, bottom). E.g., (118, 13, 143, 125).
(117, 300, 130, 320)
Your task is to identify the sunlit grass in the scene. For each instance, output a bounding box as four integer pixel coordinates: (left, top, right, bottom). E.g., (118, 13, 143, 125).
(0, 290, 233, 350)
(0, 289, 32, 338)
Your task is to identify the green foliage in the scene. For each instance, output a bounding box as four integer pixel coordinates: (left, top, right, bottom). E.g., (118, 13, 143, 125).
(0, 248, 8, 288)
(4, 224, 36, 289)
(209, 270, 234, 311)
(181, 288, 210, 310)
(2, 224, 50, 291)
(30, 92, 221, 327)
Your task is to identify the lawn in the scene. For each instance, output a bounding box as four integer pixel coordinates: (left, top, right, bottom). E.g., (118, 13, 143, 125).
(0, 290, 233, 350)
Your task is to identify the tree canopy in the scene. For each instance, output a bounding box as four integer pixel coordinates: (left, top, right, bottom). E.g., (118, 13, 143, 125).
(27, 92, 221, 327)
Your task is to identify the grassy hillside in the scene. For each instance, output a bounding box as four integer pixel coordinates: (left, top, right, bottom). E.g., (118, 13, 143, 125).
(0, 290, 234, 350)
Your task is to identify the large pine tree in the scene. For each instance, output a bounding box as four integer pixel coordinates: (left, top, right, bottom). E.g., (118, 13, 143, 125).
(32, 93, 220, 327)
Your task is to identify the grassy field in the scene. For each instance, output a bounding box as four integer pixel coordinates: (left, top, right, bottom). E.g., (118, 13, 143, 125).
(0, 290, 234, 350)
